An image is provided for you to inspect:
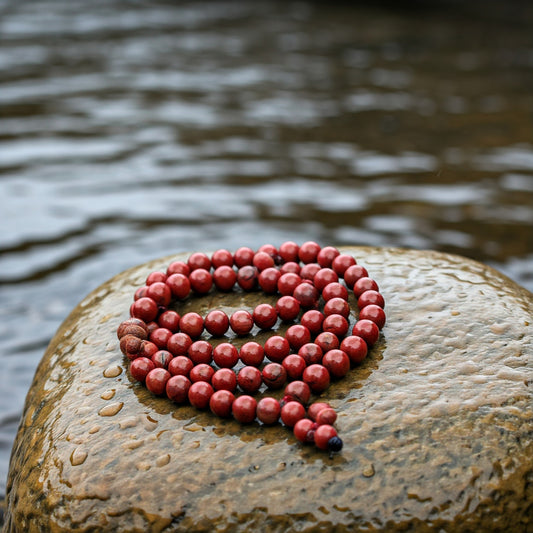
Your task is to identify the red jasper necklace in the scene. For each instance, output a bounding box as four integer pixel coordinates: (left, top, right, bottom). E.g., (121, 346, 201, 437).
(116, 241, 386, 453)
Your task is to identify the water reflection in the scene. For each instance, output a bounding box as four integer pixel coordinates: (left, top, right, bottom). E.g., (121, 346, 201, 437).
(1, 0, 532, 501)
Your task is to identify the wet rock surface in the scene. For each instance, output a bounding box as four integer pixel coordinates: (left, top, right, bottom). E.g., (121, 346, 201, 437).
(4, 247, 532, 532)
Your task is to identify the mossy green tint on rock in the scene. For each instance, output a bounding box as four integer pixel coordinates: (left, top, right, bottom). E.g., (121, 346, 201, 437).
(4, 247, 533, 532)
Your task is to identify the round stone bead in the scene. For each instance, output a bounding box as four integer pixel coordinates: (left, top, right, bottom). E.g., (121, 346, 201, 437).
(165, 375, 191, 404)
(209, 390, 235, 418)
(232, 395, 257, 423)
(188, 381, 214, 409)
(213, 343, 240, 369)
(237, 366, 262, 394)
(302, 364, 330, 393)
(256, 397, 281, 425)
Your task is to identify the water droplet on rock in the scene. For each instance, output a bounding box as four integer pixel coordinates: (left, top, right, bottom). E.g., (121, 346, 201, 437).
(98, 402, 123, 417)
(103, 365, 122, 378)
(156, 454, 171, 467)
(362, 463, 375, 477)
(70, 448, 88, 466)
(100, 389, 116, 400)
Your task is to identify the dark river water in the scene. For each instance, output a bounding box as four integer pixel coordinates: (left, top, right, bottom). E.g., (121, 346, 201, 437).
(1, 0, 532, 504)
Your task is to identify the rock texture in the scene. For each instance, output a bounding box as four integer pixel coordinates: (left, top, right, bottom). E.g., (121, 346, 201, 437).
(4, 247, 533, 532)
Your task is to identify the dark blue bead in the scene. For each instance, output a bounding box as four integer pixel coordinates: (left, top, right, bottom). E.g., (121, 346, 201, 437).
(327, 436, 343, 452)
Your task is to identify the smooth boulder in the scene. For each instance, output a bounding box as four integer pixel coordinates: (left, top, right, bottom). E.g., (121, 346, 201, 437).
(4, 247, 533, 532)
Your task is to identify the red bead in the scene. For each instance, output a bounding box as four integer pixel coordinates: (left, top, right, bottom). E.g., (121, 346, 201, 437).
(324, 297, 350, 318)
(158, 310, 180, 332)
(321, 282, 349, 301)
(133, 287, 146, 303)
(359, 304, 386, 329)
(146, 281, 172, 307)
(187, 252, 211, 271)
(149, 327, 173, 349)
(166, 261, 190, 277)
(353, 277, 379, 298)
(212, 368, 237, 392)
(146, 271, 167, 285)
(211, 249, 234, 268)
(322, 314, 349, 337)
(283, 380, 311, 405)
(300, 263, 321, 281)
(237, 265, 258, 291)
(145, 321, 158, 336)
(293, 418, 315, 443)
(237, 366, 262, 394)
(189, 363, 215, 383)
(317, 246, 340, 268)
(314, 332, 340, 353)
(131, 297, 159, 322)
(285, 324, 311, 351)
(357, 289, 385, 309)
(275, 295, 300, 322)
(166, 273, 191, 300)
(340, 335, 368, 364)
(234, 246, 255, 267)
(189, 268, 213, 295)
(314, 424, 338, 450)
(279, 261, 301, 275)
(232, 395, 257, 423)
(313, 268, 339, 291)
(213, 342, 240, 368)
(280, 401, 306, 427)
(204, 309, 230, 336)
(138, 340, 158, 359)
(230, 310, 254, 335)
(298, 241, 321, 264)
(130, 356, 155, 382)
(152, 349, 173, 369)
(302, 364, 330, 393)
(308, 402, 332, 421)
(322, 349, 350, 378)
(209, 390, 235, 418)
(262, 362, 287, 389)
(166, 374, 191, 403)
(256, 397, 281, 425)
(117, 318, 148, 339)
(258, 267, 281, 294)
(145, 368, 171, 395)
(352, 319, 380, 346)
(188, 381, 214, 409)
(278, 241, 300, 263)
(282, 354, 306, 380)
(264, 335, 290, 363)
(253, 251, 275, 271)
(165, 375, 191, 403)
(252, 303, 278, 330)
(331, 254, 356, 276)
(257, 243, 278, 257)
(343, 264, 368, 288)
(133, 287, 146, 301)
(298, 342, 323, 365)
(120, 334, 143, 357)
(239, 341, 264, 366)
(187, 340, 213, 365)
(300, 310, 325, 335)
(277, 272, 301, 296)
(316, 407, 337, 426)
(292, 282, 319, 309)
(167, 332, 193, 356)
(179, 312, 204, 338)
(213, 265, 237, 292)
(168, 355, 194, 376)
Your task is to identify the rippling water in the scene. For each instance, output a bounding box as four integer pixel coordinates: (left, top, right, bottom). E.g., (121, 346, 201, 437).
(1, 0, 532, 503)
